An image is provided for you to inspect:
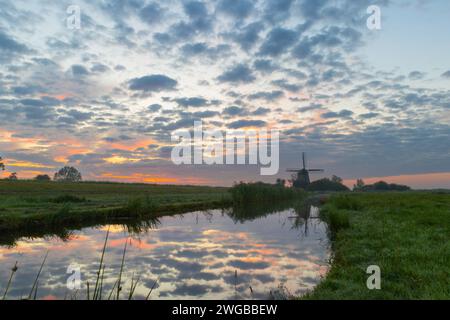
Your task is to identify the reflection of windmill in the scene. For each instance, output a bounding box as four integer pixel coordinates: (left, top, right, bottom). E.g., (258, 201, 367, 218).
(287, 153, 324, 189)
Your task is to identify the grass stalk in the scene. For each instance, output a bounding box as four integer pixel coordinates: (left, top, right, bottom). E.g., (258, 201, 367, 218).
(28, 251, 48, 300)
(145, 277, 160, 300)
(98, 265, 105, 300)
(128, 274, 140, 300)
(107, 280, 118, 300)
(93, 228, 110, 300)
(116, 238, 128, 300)
(2, 261, 18, 300)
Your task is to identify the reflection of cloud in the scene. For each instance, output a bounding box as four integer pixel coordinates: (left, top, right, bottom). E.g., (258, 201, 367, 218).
(1, 209, 330, 300)
(176, 249, 210, 259)
(169, 283, 218, 296)
(228, 259, 270, 270)
(108, 238, 156, 250)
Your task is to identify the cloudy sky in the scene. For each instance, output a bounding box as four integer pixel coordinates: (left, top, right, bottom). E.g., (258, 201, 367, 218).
(0, 0, 449, 188)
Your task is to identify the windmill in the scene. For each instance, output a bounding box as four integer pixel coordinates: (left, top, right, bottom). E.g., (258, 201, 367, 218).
(287, 153, 324, 189)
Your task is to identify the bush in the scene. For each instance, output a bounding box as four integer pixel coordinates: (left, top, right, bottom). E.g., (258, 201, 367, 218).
(230, 182, 303, 205)
(35, 174, 51, 181)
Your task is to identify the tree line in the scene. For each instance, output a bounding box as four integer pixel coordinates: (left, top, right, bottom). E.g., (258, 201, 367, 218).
(1, 156, 82, 182)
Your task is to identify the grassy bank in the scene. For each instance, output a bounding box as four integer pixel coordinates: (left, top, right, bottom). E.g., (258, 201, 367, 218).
(307, 192, 450, 299)
(0, 180, 231, 236)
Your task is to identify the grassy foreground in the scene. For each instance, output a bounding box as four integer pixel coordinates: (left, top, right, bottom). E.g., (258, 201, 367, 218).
(307, 192, 450, 299)
(0, 180, 231, 233)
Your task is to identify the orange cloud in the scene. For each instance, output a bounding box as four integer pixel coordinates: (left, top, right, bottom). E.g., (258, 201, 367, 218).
(107, 238, 157, 250)
(4, 159, 55, 169)
(107, 138, 156, 152)
(99, 172, 177, 183)
(97, 172, 212, 185)
(48, 93, 72, 101)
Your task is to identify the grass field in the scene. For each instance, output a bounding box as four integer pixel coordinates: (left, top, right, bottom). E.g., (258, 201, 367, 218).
(0, 180, 231, 236)
(306, 192, 450, 299)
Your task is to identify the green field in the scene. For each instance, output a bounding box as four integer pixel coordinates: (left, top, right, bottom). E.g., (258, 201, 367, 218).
(306, 192, 450, 299)
(0, 180, 230, 236)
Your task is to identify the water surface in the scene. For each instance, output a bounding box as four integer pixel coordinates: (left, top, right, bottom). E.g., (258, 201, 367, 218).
(0, 207, 330, 300)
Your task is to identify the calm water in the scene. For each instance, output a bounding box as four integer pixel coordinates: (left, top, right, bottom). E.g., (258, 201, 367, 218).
(0, 207, 330, 300)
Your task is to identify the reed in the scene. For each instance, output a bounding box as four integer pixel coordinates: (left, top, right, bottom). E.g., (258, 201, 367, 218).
(2, 261, 18, 300)
(145, 277, 159, 300)
(230, 182, 303, 206)
(107, 280, 118, 300)
(28, 251, 48, 300)
(93, 228, 109, 300)
(128, 274, 140, 300)
(116, 238, 129, 300)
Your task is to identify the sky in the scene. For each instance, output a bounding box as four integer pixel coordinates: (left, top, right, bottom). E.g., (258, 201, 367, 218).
(0, 0, 449, 188)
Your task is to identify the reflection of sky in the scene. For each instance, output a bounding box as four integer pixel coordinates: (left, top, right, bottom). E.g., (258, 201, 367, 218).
(0, 208, 330, 300)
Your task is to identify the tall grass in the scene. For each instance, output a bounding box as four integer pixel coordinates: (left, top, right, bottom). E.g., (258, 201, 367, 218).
(2, 261, 18, 300)
(331, 194, 364, 211)
(28, 251, 48, 300)
(230, 182, 303, 205)
(319, 196, 353, 237)
(93, 228, 109, 300)
(325, 210, 350, 235)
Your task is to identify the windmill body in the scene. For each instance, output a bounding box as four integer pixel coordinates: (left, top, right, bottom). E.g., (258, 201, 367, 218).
(287, 153, 324, 189)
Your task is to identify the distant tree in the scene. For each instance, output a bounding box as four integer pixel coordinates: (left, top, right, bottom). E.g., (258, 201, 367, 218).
(331, 175, 343, 184)
(387, 183, 411, 191)
(358, 181, 411, 192)
(307, 178, 350, 192)
(276, 178, 286, 187)
(353, 179, 365, 191)
(371, 181, 390, 190)
(8, 172, 18, 180)
(0, 156, 4, 171)
(35, 174, 51, 181)
(54, 166, 82, 182)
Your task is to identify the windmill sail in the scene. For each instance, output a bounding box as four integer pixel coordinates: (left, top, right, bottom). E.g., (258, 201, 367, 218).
(287, 153, 324, 189)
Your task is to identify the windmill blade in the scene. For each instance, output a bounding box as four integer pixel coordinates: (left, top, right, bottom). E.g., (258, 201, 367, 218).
(308, 169, 324, 172)
(302, 152, 306, 169)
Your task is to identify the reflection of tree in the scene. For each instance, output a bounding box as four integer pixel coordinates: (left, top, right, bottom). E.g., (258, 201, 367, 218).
(226, 201, 295, 224)
(202, 210, 214, 223)
(0, 225, 75, 247)
(0, 216, 161, 247)
(123, 217, 161, 235)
